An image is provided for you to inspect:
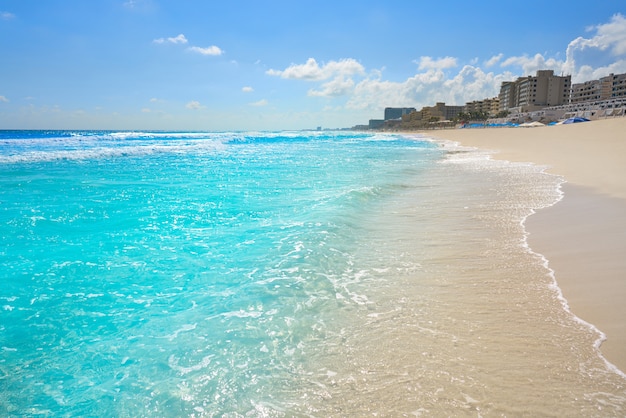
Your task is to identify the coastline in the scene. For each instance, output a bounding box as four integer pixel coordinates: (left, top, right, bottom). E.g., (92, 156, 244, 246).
(428, 117, 626, 200)
(526, 184, 626, 372)
(426, 117, 626, 372)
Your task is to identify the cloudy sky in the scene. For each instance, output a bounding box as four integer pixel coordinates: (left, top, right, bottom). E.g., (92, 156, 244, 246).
(1, 0, 626, 130)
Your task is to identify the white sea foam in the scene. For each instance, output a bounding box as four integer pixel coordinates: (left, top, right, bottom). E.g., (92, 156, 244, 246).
(168, 354, 213, 375)
(163, 323, 197, 341)
(0, 132, 227, 163)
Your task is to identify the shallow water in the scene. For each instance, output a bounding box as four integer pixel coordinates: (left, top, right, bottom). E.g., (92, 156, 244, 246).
(292, 141, 626, 416)
(0, 130, 624, 416)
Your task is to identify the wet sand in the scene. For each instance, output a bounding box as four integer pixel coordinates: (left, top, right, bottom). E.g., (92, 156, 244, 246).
(429, 117, 626, 371)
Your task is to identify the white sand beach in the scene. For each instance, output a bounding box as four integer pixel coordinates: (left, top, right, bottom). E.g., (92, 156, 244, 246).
(430, 117, 626, 371)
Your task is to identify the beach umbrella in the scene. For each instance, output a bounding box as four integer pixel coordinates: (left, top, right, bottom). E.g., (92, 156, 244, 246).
(562, 117, 590, 124)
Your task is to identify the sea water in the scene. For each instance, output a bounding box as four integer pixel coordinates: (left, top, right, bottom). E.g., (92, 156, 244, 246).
(0, 130, 624, 416)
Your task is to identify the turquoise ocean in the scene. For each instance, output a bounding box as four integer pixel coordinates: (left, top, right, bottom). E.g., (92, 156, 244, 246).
(1, 130, 625, 416)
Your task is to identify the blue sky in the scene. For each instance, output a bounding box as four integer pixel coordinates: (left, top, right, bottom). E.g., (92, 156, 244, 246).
(1, 0, 626, 130)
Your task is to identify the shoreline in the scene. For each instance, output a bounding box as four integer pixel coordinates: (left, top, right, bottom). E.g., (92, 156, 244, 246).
(526, 184, 626, 373)
(425, 117, 626, 372)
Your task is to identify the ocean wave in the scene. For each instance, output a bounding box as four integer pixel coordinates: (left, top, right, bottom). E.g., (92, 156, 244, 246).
(0, 137, 227, 164)
(0, 130, 438, 165)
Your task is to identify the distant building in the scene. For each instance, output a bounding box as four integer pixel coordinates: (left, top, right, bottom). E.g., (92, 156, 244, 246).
(420, 102, 464, 121)
(571, 72, 626, 103)
(368, 119, 385, 129)
(465, 97, 500, 116)
(499, 70, 570, 112)
(489, 97, 501, 115)
(611, 73, 626, 98)
(398, 103, 463, 128)
(384, 107, 416, 120)
(360, 70, 626, 130)
(498, 82, 517, 112)
(516, 70, 570, 109)
(570, 77, 611, 104)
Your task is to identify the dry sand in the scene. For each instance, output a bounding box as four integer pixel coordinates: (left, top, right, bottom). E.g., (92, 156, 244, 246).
(429, 117, 626, 372)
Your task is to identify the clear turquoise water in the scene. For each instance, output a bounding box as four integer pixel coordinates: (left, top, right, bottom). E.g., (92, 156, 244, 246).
(3, 130, 626, 416)
(0, 131, 443, 415)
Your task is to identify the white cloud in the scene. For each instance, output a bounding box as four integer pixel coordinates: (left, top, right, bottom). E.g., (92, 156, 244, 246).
(346, 77, 406, 110)
(1, 11, 15, 20)
(443, 66, 514, 103)
(153, 34, 188, 45)
(188, 45, 223, 56)
(493, 14, 626, 83)
(266, 58, 366, 99)
(484, 53, 503, 68)
(501, 53, 565, 76)
(586, 13, 626, 55)
(267, 55, 513, 108)
(267, 58, 365, 81)
(344, 65, 509, 112)
(578, 59, 626, 83)
(123, 0, 156, 12)
(186, 100, 202, 110)
(242, 86, 254, 93)
(0, 95, 8, 102)
(141, 108, 151, 113)
(153, 31, 223, 57)
(416, 56, 457, 71)
(309, 76, 355, 97)
(154, 34, 223, 57)
(249, 99, 268, 107)
(564, 13, 626, 81)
